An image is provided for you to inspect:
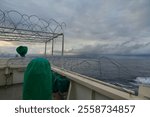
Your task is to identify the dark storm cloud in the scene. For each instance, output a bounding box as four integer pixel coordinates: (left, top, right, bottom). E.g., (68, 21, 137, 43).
(0, 0, 150, 55)
(74, 41, 150, 55)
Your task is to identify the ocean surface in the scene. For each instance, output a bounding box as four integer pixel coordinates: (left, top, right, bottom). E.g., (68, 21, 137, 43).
(1, 55, 150, 92)
(49, 55, 150, 92)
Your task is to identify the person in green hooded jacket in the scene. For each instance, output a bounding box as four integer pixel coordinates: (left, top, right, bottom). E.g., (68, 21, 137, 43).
(23, 58, 52, 100)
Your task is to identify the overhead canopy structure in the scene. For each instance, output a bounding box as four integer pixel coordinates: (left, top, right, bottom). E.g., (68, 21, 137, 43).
(0, 9, 66, 56)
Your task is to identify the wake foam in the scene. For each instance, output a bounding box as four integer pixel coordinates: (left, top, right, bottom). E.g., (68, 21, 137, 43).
(135, 77, 150, 85)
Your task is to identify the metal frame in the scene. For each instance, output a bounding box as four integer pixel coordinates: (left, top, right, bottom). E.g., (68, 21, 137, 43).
(0, 9, 66, 56)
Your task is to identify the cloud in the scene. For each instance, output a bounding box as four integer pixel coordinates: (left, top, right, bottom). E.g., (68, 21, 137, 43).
(73, 40, 150, 55)
(0, 0, 150, 55)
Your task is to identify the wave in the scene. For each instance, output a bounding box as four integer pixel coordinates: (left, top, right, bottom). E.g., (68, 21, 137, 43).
(135, 77, 150, 85)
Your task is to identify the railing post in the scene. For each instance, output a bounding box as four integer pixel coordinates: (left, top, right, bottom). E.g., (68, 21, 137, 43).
(44, 42, 47, 57)
(61, 34, 64, 68)
(62, 34, 64, 56)
(52, 39, 54, 56)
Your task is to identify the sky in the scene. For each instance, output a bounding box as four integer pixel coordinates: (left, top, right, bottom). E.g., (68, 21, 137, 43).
(0, 0, 150, 55)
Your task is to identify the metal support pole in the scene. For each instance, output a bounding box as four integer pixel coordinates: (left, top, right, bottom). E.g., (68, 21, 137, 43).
(52, 39, 54, 56)
(62, 34, 64, 56)
(61, 34, 64, 68)
(44, 42, 47, 57)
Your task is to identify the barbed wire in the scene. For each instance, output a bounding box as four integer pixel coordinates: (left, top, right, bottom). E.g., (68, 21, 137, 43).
(0, 9, 66, 42)
(49, 56, 147, 90)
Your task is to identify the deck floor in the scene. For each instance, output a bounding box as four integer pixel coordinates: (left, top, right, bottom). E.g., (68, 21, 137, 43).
(0, 84, 22, 100)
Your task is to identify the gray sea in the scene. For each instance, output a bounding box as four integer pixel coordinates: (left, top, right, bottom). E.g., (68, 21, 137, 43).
(49, 55, 150, 92)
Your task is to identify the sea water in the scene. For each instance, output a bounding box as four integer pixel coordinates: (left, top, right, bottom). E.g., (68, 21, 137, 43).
(49, 55, 150, 92)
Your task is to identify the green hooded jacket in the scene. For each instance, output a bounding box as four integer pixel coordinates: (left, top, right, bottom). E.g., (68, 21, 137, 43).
(23, 58, 52, 100)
